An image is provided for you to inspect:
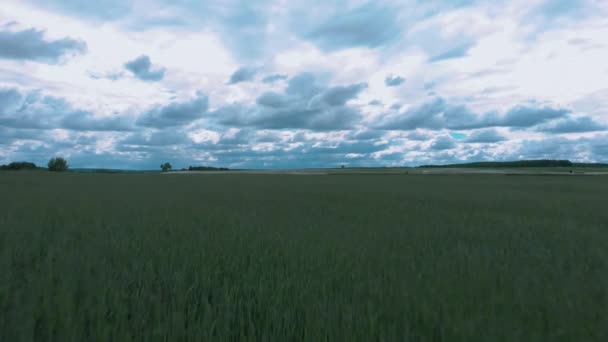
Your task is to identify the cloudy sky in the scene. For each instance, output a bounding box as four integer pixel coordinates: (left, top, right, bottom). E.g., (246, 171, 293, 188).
(1, 0, 607, 169)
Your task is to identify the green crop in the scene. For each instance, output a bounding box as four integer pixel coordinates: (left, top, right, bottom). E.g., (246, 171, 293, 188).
(1, 171, 607, 341)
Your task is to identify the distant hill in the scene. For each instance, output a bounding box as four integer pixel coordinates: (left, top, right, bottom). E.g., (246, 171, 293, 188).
(418, 160, 608, 168)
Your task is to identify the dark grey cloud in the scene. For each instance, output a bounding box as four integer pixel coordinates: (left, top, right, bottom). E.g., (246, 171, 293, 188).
(430, 136, 456, 150)
(61, 112, 133, 132)
(0, 27, 86, 63)
(390, 103, 402, 110)
(136, 92, 208, 128)
(465, 129, 506, 143)
(385, 75, 405, 87)
(501, 105, 569, 127)
(214, 104, 360, 131)
(348, 130, 385, 141)
(378, 152, 406, 162)
(407, 131, 431, 141)
(0, 127, 47, 145)
(124, 55, 165, 81)
(120, 130, 191, 147)
(300, 3, 400, 51)
(536, 116, 606, 133)
(211, 73, 365, 131)
(289, 131, 309, 143)
(0, 89, 70, 129)
(376, 97, 571, 131)
(511, 137, 591, 161)
(262, 74, 288, 83)
(214, 129, 252, 146)
(256, 92, 288, 108)
(316, 83, 367, 106)
(228, 67, 258, 84)
(369, 100, 382, 106)
(0, 87, 134, 132)
(0, 88, 21, 112)
(286, 72, 322, 98)
(377, 98, 475, 130)
(429, 42, 474, 62)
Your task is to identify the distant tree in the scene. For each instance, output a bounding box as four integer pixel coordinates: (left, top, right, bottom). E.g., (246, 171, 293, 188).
(47, 157, 69, 172)
(160, 162, 172, 172)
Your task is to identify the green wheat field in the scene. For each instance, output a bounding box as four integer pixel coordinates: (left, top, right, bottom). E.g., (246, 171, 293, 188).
(1, 171, 607, 341)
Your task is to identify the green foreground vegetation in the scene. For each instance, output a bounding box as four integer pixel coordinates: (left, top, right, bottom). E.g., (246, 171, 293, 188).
(1, 171, 607, 340)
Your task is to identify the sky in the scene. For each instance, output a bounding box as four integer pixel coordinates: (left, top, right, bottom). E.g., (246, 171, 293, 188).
(1, 0, 607, 169)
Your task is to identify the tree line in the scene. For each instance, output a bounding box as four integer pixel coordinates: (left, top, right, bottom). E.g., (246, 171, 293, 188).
(418, 160, 578, 168)
(1, 158, 228, 172)
(0, 157, 69, 171)
(160, 162, 230, 172)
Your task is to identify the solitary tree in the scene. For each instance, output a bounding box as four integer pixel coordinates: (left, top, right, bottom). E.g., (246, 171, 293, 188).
(48, 157, 69, 172)
(160, 162, 172, 172)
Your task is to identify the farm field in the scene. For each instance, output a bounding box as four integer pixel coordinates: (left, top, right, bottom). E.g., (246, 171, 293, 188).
(1, 171, 607, 341)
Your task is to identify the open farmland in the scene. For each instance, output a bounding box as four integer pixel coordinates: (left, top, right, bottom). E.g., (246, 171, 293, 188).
(1, 171, 607, 341)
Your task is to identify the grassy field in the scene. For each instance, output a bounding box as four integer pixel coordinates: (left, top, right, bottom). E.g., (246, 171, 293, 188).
(1, 171, 607, 341)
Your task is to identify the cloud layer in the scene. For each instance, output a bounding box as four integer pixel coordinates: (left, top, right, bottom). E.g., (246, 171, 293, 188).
(137, 92, 208, 128)
(1, 0, 607, 168)
(213, 74, 366, 131)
